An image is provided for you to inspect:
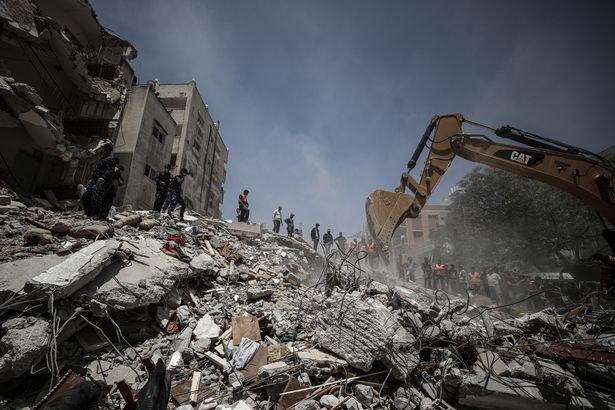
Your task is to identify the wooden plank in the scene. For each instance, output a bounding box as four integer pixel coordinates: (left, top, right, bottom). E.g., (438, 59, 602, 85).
(170, 379, 214, 405)
(232, 315, 261, 345)
(203, 351, 227, 369)
(190, 371, 202, 405)
(278, 377, 309, 410)
(240, 345, 269, 381)
(204, 240, 215, 255)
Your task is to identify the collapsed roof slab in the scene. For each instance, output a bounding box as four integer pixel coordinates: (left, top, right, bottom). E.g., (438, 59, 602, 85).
(25, 239, 122, 299)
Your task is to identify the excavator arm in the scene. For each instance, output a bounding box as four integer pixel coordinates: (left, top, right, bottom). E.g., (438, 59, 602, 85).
(366, 114, 615, 252)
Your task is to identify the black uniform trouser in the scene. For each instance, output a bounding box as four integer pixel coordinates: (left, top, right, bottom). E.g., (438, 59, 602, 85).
(273, 220, 281, 233)
(287, 225, 294, 237)
(238, 208, 249, 222)
(168, 195, 186, 220)
(313, 239, 319, 250)
(153, 188, 168, 212)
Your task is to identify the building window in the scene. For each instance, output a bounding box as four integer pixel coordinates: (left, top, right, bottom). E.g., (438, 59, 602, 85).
(144, 164, 156, 181)
(197, 113, 205, 126)
(152, 121, 166, 143)
(413, 231, 424, 242)
(170, 153, 177, 166)
(194, 138, 201, 152)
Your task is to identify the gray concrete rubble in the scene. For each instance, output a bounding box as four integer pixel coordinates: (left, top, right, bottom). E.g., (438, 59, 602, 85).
(1, 204, 615, 409)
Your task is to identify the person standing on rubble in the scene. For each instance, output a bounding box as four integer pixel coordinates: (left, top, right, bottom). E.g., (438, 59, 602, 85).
(285, 213, 295, 237)
(468, 267, 481, 293)
(153, 164, 173, 212)
(323, 229, 334, 254)
(81, 139, 118, 220)
(272, 205, 283, 233)
(481, 266, 491, 297)
(335, 232, 347, 253)
(458, 265, 467, 293)
(487, 267, 503, 304)
(238, 190, 250, 223)
(422, 257, 432, 288)
(448, 263, 459, 294)
(433, 261, 446, 291)
(167, 168, 188, 221)
(366, 238, 376, 267)
(100, 161, 124, 219)
(310, 223, 320, 251)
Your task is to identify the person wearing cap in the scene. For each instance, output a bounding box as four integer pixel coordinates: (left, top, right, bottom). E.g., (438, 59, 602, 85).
(310, 223, 320, 251)
(153, 164, 173, 212)
(238, 190, 250, 223)
(167, 168, 188, 221)
(323, 229, 334, 254)
(81, 139, 118, 219)
(284, 213, 295, 237)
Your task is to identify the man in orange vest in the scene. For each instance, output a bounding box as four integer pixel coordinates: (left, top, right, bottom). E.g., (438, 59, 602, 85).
(433, 262, 446, 291)
(468, 268, 481, 293)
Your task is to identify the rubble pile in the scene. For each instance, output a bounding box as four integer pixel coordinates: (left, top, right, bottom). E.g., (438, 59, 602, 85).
(1, 195, 615, 409)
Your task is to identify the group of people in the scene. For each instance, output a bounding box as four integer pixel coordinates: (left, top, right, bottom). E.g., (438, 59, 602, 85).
(153, 165, 189, 220)
(415, 260, 595, 310)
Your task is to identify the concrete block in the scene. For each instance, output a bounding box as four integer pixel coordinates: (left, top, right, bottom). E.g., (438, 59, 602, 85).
(227, 222, 262, 237)
(458, 375, 547, 410)
(0, 195, 10, 205)
(0, 204, 18, 214)
(24, 228, 54, 245)
(25, 239, 122, 298)
(0, 317, 50, 382)
(68, 224, 113, 239)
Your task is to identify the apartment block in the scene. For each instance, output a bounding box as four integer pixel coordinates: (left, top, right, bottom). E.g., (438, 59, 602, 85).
(114, 84, 176, 209)
(155, 81, 228, 218)
(390, 203, 449, 260)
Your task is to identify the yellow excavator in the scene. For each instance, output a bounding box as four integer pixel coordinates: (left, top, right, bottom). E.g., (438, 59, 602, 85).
(365, 113, 615, 256)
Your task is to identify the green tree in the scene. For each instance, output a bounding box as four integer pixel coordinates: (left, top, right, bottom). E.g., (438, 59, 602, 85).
(433, 167, 608, 271)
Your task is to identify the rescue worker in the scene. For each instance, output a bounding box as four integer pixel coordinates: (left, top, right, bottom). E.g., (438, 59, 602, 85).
(310, 223, 320, 251)
(448, 263, 459, 294)
(593, 253, 615, 296)
(100, 161, 124, 220)
(153, 164, 173, 212)
(285, 213, 295, 237)
(335, 232, 347, 253)
(487, 268, 503, 305)
(323, 229, 334, 254)
(238, 190, 250, 222)
(167, 168, 188, 220)
(468, 268, 481, 293)
(272, 206, 283, 233)
(458, 265, 468, 292)
(433, 261, 446, 291)
(81, 139, 117, 220)
(422, 258, 432, 288)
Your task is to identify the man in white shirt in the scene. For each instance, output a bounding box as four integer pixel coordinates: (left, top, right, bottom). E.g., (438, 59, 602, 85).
(272, 206, 282, 233)
(487, 269, 503, 305)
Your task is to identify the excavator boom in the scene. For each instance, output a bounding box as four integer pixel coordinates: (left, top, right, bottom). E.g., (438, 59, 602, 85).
(366, 114, 615, 253)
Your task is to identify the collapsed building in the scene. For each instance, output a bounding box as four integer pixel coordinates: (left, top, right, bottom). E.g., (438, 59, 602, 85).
(0, 0, 137, 197)
(0, 0, 229, 217)
(1, 189, 615, 410)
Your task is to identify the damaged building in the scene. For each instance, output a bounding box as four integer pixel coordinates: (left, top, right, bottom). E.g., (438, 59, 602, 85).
(0, 0, 137, 199)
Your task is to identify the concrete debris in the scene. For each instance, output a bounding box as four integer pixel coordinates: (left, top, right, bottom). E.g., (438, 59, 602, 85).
(0, 317, 50, 382)
(1, 204, 614, 410)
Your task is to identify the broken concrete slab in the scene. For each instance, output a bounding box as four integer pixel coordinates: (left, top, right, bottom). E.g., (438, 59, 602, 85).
(73, 237, 191, 310)
(314, 292, 416, 379)
(0, 253, 68, 304)
(458, 374, 550, 410)
(473, 351, 510, 376)
(25, 239, 122, 298)
(227, 222, 262, 237)
(0, 316, 50, 382)
(193, 314, 221, 340)
(87, 359, 141, 386)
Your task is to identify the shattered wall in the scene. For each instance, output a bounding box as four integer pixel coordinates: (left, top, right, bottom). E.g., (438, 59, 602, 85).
(0, 0, 137, 195)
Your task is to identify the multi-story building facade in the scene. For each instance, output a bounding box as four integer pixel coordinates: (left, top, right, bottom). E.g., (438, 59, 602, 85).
(155, 81, 228, 218)
(390, 203, 449, 261)
(0, 0, 136, 197)
(114, 84, 176, 210)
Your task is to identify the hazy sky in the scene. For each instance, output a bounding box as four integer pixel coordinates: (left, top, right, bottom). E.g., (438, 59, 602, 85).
(92, 0, 615, 236)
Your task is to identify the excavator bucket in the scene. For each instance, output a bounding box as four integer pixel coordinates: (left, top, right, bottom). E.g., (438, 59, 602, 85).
(365, 189, 415, 253)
